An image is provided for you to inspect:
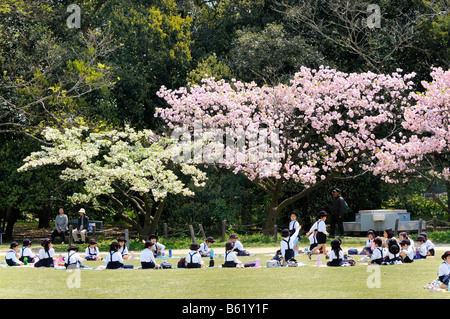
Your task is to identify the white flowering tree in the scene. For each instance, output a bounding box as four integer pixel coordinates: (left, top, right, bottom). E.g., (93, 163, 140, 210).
(18, 126, 207, 238)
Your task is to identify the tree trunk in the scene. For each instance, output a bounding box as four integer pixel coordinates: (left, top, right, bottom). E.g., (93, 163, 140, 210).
(263, 192, 280, 235)
(5, 206, 20, 241)
(37, 203, 51, 229)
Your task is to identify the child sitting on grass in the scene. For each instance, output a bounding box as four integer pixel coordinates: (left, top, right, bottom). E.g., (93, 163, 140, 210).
(369, 238, 385, 265)
(185, 243, 204, 268)
(5, 242, 23, 266)
(34, 238, 55, 268)
(85, 238, 102, 261)
(141, 241, 158, 269)
(19, 239, 38, 264)
(222, 241, 243, 268)
(399, 239, 414, 263)
(416, 236, 428, 259)
(327, 239, 344, 267)
(438, 251, 450, 289)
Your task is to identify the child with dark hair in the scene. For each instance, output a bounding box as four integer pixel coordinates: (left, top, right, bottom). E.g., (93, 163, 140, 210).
(19, 239, 38, 264)
(288, 211, 302, 255)
(65, 245, 83, 269)
(306, 211, 329, 259)
(416, 236, 428, 259)
(5, 242, 23, 266)
(185, 243, 204, 268)
(399, 232, 415, 251)
(34, 238, 55, 267)
(369, 238, 385, 265)
(327, 239, 344, 267)
(280, 224, 300, 265)
(399, 239, 414, 263)
(222, 241, 242, 268)
(141, 241, 158, 269)
(438, 251, 450, 289)
(386, 239, 402, 264)
(382, 228, 397, 248)
(420, 232, 435, 256)
(105, 241, 133, 269)
(362, 229, 376, 255)
(85, 238, 102, 261)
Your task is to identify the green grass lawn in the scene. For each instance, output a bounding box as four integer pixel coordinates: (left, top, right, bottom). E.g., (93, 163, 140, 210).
(1, 248, 449, 299)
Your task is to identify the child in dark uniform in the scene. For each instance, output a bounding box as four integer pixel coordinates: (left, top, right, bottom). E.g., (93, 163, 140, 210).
(34, 238, 55, 267)
(5, 242, 23, 266)
(222, 241, 242, 268)
(19, 239, 38, 263)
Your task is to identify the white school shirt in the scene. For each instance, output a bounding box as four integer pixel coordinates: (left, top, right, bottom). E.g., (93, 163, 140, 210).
(401, 246, 414, 260)
(66, 251, 83, 266)
(309, 233, 317, 245)
(105, 251, 123, 265)
(280, 227, 300, 259)
(151, 242, 165, 255)
(6, 249, 21, 264)
(186, 251, 203, 265)
(232, 240, 244, 251)
(309, 219, 327, 234)
(330, 250, 344, 261)
(438, 261, 450, 277)
(140, 248, 156, 263)
(224, 250, 240, 263)
(85, 246, 100, 257)
(371, 247, 384, 260)
(366, 239, 374, 247)
(38, 248, 55, 260)
(21, 247, 35, 258)
(289, 220, 300, 232)
(418, 243, 428, 257)
(119, 245, 129, 256)
(198, 242, 210, 255)
(425, 240, 435, 250)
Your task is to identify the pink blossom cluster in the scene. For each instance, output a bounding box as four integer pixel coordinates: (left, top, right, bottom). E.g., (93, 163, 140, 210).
(156, 66, 448, 186)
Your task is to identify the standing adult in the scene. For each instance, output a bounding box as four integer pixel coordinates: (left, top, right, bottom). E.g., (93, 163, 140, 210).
(51, 206, 68, 244)
(72, 208, 89, 244)
(330, 188, 346, 238)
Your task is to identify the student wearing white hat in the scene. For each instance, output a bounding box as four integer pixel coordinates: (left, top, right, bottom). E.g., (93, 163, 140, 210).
(72, 208, 89, 244)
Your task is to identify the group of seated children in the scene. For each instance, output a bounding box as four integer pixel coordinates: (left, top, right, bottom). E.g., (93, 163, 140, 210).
(363, 228, 435, 265)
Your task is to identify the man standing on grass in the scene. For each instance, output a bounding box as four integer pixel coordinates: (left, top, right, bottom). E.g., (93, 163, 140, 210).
(330, 188, 346, 239)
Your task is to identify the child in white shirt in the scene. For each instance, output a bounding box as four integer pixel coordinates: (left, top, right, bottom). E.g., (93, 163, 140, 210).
(438, 251, 450, 289)
(141, 241, 158, 269)
(118, 237, 130, 259)
(306, 211, 329, 259)
(280, 225, 300, 265)
(416, 236, 428, 259)
(65, 245, 83, 269)
(185, 243, 204, 268)
(222, 241, 242, 268)
(149, 234, 165, 257)
(420, 233, 435, 256)
(85, 238, 102, 261)
(369, 238, 385, 265)
(399, 239, 414, 263)
(327, 239, 345, 267)
(288, 211, 302, 255)
(34, 238, 55, 267)
(19, 239, 38, 263)
(199, 237, 215, 257)
(5, 242, 23, 266)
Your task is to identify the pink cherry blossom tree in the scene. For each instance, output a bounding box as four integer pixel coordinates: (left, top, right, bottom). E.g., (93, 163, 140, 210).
(373, 67, 449, 215)
(156, 66, 420, 234)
